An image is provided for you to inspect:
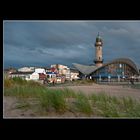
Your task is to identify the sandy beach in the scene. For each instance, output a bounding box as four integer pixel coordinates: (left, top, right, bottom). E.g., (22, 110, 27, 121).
(3, 84, 140, 118)
(49, 84, 140, 99)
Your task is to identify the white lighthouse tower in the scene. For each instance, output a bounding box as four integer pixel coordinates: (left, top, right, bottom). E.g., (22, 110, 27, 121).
(94, 33, 103, 67)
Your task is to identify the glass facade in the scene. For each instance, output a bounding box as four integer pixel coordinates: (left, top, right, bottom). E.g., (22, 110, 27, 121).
(91, 62, 137, 80)
(73, 58, 139, 82)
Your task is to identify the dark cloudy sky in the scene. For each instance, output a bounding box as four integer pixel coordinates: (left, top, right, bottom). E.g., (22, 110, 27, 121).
(4, 21, 140, 68)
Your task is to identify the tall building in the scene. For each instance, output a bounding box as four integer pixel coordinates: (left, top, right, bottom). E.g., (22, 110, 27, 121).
(94, 33, 103, 67)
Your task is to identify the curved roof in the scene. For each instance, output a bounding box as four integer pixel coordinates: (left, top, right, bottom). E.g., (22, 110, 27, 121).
(101, 58, 139, 74)
(73, 58, 139, 75)
(72, 63, 98, 75)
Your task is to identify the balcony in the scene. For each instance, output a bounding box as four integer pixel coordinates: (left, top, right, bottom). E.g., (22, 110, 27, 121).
(94, 59, 104, 63)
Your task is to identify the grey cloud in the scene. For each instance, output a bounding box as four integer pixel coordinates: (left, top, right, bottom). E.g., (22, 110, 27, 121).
(4, 21, 140, 68)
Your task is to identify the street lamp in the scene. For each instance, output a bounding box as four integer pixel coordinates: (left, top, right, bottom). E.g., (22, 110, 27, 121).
(99, 75, 101, 82)
(117, 75, 120, 82)
(108, 75, 111, 82)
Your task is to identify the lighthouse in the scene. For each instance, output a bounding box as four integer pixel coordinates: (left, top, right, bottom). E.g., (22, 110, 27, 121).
(94, 33, 103, 67)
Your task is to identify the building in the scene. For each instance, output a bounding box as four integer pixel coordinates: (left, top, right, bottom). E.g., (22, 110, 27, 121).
(94, 32, 104, 67)
(35, 68, 46, 74)
(4, 67, 17, 79)
(30, 72, 39, 80)
(70, 68, 80, 81)
(51, 64, 68, 76)
(46, 72, 57, 83)
(10, 68, 47, 81)
(65, 68, 71, 80)
(39, 73, 46, 80)
(29, 68, 46, 81)
(73, 33, 140, 82)
(50, 64, 79, 81)
(18, 67, 35, 72)
(9, 71, 33, 80)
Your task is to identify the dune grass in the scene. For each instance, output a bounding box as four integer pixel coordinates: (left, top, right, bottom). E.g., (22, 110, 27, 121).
(4, 77, 140, 117)
(74, 93, 93, 116)
(39, 90, 67, 113)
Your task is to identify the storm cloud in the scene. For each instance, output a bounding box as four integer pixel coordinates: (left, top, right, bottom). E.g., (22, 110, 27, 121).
(3, 21, 140, 68)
